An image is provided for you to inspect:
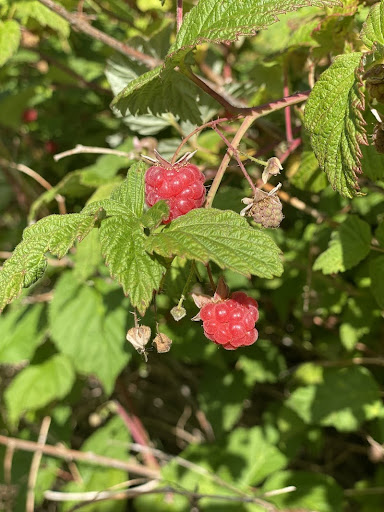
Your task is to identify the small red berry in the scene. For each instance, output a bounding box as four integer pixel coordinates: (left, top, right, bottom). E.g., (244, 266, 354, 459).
(144, 150, 206, 223)
(22, 108, 38, 123)
(44, 140, 58, 154)
(199, 292, 259, 350)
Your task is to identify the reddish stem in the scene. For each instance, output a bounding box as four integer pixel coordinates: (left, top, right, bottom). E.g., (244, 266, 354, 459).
(176, 0, 183, 32)
(284, 67, 293, 143)
(279, 137, 302, 163)
(114, 400, 159, 470)
(213, 126, 257, 194)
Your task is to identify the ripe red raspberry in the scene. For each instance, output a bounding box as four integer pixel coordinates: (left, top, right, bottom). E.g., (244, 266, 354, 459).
(144, 150, 206, 223)
(22, 108, 38, 123)
(200, 292, 259, 350)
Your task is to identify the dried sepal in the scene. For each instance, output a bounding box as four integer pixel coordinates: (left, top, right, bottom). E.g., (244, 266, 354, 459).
(126, 325, 151, 360)
(153, 332, 173, 353)
(191, 276, 229, 320)
(240, 184, 284, 229)
(262, 157, 283, 184)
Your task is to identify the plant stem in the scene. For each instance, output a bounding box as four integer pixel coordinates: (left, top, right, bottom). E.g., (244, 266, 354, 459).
(26, 417, 51, 512)
(54, 144, 135, 161)
(283, 65, 294, 143)
(37, 0, 160, 68)
(213, 126, 257, 194)
(176, 0, 183, 33)
(205, 116, 255, 208)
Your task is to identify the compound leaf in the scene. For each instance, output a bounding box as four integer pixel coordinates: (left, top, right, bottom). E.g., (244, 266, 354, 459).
(145, 208, 283, 279)
(0, 214, 98, 312)
(313, 215, 371, 274)
(166, 0, 340, 66)
(304, 52, 367, 198)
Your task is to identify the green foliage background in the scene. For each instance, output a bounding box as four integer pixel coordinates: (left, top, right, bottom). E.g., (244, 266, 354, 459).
(1, 0, 384, 511)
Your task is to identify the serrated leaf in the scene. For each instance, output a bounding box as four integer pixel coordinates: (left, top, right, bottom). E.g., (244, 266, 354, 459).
(14, 0, 69, 37)
(145, 209, 283, 279)
(0, 20, 21, 67)
(4, 354, 75, 426)
(361, 0, 384, 49)
(313, 215, 371, 274)
(0, 214, 97, 312)
(49, 273, 130, 394)
(141, 200, 169, 230)
(166, 0, 340, 66)
(286, 366, 381, 431)
(370, 255, 384, 308)
(0, 303, 46, 363)
(304, 52, 367, 198)
(110, 65, 214, 124)
(99, 213, 165, 315)
(110, 161, 146, 216)
(290, 146, 328, 193)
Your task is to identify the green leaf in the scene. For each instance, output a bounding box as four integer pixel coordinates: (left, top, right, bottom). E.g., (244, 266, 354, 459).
(360, 0, 384, 49)
(0, 213, 98, 312)
(340, 296, 377, 351)
(313, 215, 371, 274)
(110, 161, 146, 216)
(49, 273, 130, 394)
(0, 303, 46, 363)
(237, 340, 287, 385)
(111, 65, 214, 124)
(73, 229, 103, 281)
(5, 354, 75, 425)
(304, 52, 367, 198)
(263, 470, 343, 512)
(286, 366, 382, 431)
(290, 145, 328, 193)
(99, 213, 165, 315)
(370, 254, 384, 308)
(141, 200, 170, 230)
(375, 221, 384, 246)
(360, 143, 384, 182)
(0, 20, 21, 67)
(14, 1, 70, 37)
(166, 0, 340, 67)
(145, 209, 283, 279)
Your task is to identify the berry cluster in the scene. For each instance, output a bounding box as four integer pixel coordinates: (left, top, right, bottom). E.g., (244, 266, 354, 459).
(200, 292, 259, 350)
(145, 152, 206, 223)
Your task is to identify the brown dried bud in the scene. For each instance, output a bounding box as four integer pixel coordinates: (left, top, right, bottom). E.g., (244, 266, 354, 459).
(262, 157, 283, 183)
(373, 122, 384, 154)
(126, 326, 151, 356)
(364, 65, 384, 103)
(153, 332, 172, 353)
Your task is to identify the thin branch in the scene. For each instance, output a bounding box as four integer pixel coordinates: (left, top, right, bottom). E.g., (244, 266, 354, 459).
(176, 0, 183, 33)
(0, 435, 159, 479)
(44, 484, 287, 511)
(26, 416, 51, 512)
(283, 65, 293, 143)
(54, 144, 135, 161)
(172, 91, 310, 163)
(114, 401, 160, 470)
(4, 444, 14, 485)
(205, 116, 256, 208)
(213, 126, 257, 194)
(37, 0, 160, 68)
(0, 158, 66, 215)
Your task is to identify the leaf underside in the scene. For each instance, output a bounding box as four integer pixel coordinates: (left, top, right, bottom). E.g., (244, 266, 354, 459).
(304, 52, 367, 198)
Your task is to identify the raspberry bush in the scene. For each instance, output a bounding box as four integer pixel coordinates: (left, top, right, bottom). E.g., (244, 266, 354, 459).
(1, 0, 384, 511)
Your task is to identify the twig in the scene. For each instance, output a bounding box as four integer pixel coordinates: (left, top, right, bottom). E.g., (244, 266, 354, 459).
(205, 116, 256, 208)
(0, 435, 159, 479)
(4, 445, 14, 485)
(283, 65, 293, 143)
(54, 144, 135, 162)
(26, 416, 51, 512)
(172, 91, 310, 163)
(0, 158, 66, 215)
(37, 0, 160, 68)
(213, 126, 257, 194)
(114, 401, 159, 470)
(176, 0, 183, 33)
(205, 263, 216, 292)
(44, 484, 286, 511)
(278, 137, 302, 163)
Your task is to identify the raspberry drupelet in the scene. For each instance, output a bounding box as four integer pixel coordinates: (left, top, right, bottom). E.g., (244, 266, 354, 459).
(144, 150, 206, 223)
